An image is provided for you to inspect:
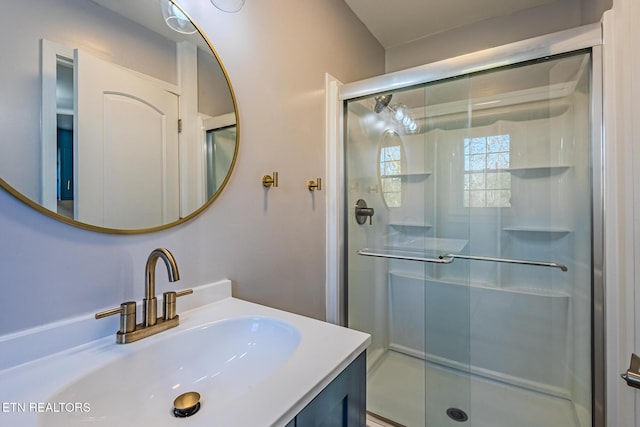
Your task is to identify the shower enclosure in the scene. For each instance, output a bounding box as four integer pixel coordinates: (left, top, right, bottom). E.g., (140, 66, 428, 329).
(341, 26, 603, 427)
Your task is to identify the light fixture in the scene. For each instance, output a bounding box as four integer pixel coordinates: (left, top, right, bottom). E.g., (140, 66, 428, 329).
(391, 104, 419, 134)
(210, 0, 246, 13)
(394, 105, 406, 122)
(160, 0, 197, 34)
(373, 97, 419, 134)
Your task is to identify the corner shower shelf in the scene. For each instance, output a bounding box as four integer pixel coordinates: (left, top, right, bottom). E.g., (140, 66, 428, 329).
(385, 237, 468, 253)
(381, 172, 432, 182)
(506, 165, 572, 175)
(503, 226, 572, 234)
(389, 222, 433, 229)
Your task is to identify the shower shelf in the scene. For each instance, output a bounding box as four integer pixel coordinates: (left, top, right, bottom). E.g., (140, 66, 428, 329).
(503, 226, 572, 233)
(381, 172, 431, 182)
(385, 237, 468, 252)
(389, 222, 433, 228)
(507, 165, 571, 174)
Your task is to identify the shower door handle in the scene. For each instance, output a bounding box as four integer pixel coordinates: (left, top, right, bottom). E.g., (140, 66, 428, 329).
(621, 353, 640, 389)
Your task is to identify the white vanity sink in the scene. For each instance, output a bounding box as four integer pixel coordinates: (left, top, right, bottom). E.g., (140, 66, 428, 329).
(41, 316, 301, 426)
(0, 280, 370, 427)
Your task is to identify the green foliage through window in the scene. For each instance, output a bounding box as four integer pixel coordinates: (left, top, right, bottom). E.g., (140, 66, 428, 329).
(380, 144, 402, 208)
(463, 135, 511, 208)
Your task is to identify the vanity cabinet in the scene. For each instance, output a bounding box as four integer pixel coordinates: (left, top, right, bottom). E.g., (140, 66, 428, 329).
(285, 351, 366, 427)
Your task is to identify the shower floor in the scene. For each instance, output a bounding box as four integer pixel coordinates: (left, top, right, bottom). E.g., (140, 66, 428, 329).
(367, 350, 582, 427)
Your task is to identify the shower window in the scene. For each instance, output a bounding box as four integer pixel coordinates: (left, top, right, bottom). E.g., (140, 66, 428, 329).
(379, 130, 405, 208)
(463, 134, 511, 208)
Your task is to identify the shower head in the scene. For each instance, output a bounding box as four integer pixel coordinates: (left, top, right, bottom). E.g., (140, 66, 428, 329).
(373, 94, 392, 113)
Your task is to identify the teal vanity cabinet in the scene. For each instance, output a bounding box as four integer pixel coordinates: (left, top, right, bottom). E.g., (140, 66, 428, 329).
(286, 351, 366, 426)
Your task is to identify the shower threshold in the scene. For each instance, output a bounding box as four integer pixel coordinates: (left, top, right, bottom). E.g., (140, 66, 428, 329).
(367, 350, 586, 427)
(367, 411, 406, 427)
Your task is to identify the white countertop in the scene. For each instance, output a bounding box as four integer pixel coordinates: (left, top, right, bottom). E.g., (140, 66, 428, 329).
(0, 280, 370, 426)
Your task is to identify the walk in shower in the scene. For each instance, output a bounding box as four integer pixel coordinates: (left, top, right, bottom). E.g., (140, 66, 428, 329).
(342, 27, 603, 427)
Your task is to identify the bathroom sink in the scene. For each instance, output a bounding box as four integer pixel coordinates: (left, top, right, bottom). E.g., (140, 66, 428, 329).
(39, 316, 301, 426)
(0, 281, 369, 427)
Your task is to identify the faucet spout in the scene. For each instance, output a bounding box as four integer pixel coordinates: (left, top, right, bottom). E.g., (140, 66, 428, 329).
(145, 248, 180, 299)
(143, 248, 180, 327)
(96, 247, 192, 344)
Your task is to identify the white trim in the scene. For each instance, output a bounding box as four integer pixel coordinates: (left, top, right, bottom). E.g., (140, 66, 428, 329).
(325, 73, 343, 325)
(40, 39, 74, 211)
(630, 0, 640, 421)
(177, 41, 204, 216)
(201, 112, 236, 131)
(602, 7, 637, 427)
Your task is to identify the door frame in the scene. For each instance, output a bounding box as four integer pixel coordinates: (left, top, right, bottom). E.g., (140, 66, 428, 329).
(41, 39, 74, 212)
(326, 23, 609, 426)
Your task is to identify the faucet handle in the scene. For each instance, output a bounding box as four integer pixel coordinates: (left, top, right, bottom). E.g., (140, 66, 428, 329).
(163, 289, 193, 321)
(95, 302, 137, 334)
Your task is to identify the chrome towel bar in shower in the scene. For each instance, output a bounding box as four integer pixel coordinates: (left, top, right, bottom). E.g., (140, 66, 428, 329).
(356, 248, 568, 272)
(356, 248, 454, 264)
(441, 253, 568, 272)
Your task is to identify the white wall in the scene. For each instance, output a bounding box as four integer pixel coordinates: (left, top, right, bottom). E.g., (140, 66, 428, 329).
(385, 0, 611, 72)
(0, 0, 384, 336)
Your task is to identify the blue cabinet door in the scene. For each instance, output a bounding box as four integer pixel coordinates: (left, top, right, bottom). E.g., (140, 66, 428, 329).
(292, 351, 366, 427)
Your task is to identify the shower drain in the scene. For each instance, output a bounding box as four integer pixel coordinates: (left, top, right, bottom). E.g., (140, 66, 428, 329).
(446, 407, 469, 422)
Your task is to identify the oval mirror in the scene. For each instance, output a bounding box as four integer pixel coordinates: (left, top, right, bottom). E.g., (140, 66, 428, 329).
(1, 0, 238, 233)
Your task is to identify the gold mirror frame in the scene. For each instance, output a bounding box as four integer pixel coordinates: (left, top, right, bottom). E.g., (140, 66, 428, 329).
(0, 0, 239, 234)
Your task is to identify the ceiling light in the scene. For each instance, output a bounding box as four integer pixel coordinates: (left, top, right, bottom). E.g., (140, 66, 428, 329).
(160, 0, 197, 34)
(210, 0, 246, 12)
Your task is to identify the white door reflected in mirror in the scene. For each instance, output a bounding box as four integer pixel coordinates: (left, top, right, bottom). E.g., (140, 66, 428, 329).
(75, 50, 180, 229)
(2, 0, 238, 233)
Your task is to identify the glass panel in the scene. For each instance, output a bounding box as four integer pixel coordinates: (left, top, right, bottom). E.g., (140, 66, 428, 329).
(205, 125, 237, 200)
(346, 75, 473, 426)
(464, 51, 592, 426)
(346, 50, 592, 427)
(422, 76, 472, 427)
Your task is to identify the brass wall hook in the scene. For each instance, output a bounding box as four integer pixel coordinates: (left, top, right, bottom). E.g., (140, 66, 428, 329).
(262, 172, 279, 188)
(308, 177, 322, 191)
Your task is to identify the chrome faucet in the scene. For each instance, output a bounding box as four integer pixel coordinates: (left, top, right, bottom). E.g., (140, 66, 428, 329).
(95, 248, 192, 344)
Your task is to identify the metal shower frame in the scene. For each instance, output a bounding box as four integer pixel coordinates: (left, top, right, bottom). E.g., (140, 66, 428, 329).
(330, 22, 605, 427)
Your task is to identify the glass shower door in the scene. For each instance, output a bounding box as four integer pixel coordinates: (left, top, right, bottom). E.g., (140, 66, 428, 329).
(346, 74, 474, 426)
(345, 50, 593, 427)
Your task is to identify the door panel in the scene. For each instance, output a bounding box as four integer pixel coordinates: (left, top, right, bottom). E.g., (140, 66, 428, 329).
(74, 49, 179, 229)
(57, 128, 73, 201)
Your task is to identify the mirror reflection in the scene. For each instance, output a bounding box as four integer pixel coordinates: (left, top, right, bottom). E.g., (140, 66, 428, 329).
(1, 0, 238, 232)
